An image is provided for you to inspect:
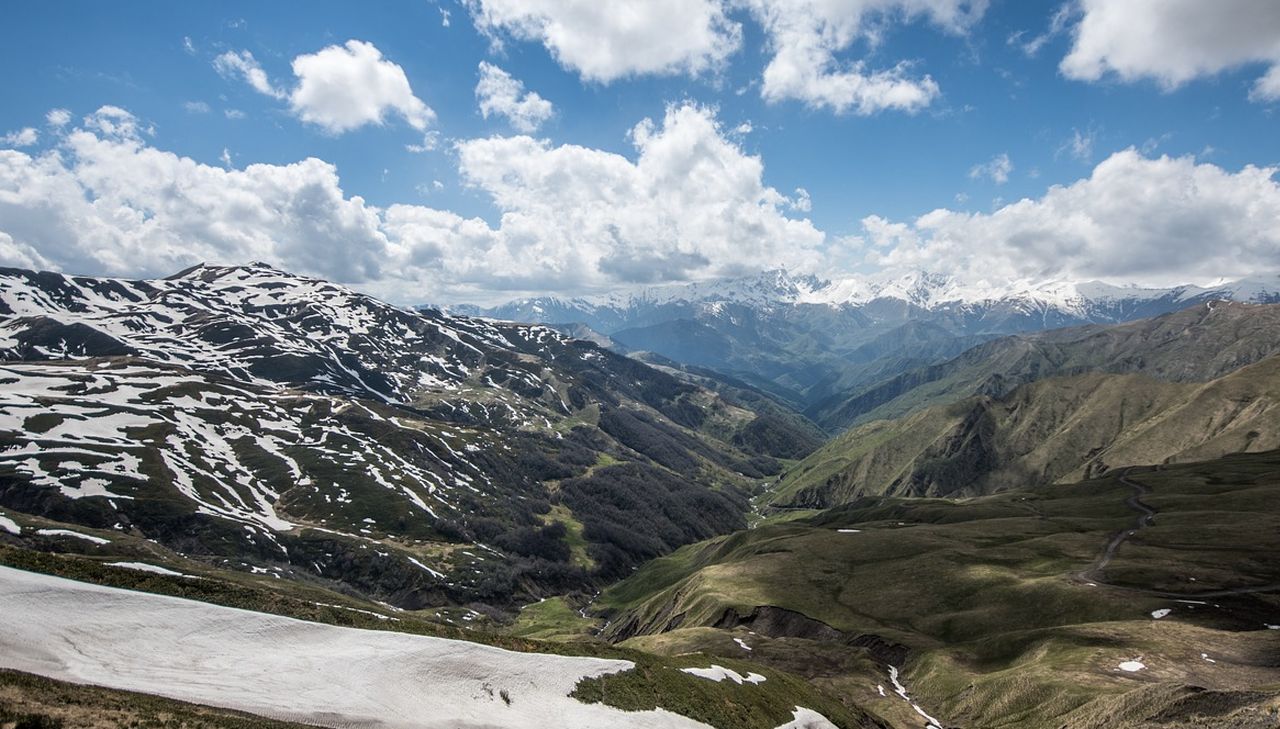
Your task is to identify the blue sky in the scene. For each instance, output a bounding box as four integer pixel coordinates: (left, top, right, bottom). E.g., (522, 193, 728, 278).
(2, 1, 1279, 303)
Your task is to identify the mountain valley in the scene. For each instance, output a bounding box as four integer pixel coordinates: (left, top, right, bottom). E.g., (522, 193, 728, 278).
(0, 264, 1277, 729)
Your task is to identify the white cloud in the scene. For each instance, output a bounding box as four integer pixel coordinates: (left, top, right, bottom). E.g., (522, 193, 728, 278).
(1, 128, 38, 148)
(213, 50, 287, 100)
(440, 7, 451, 27)
(289, 40, 435, 134)
(447, 103, 823, 289)
(744, 0, 987, 114)
(867, 149, 1280, 286)
(1058, 127, 1095, 162)
(82, 106, 148, 139)
(969, 152, 1012, 184)
(214, 41, 435, 136)
(1251, 64, 1280, 102)
(182, 36, 196, 55)
(790, 187, 812, 212)
(465, 0, 741, 82)
(0, 106, 389, 282)
(225, 109, 246, 120)
(475, 62, 554, 132)
(46, 109, 72, 127)
(1061, 0, 1280, 103)
(0, 103, 820, 302)
(183, 101, 211, 114)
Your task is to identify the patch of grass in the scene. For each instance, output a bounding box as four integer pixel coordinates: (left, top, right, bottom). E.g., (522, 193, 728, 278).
(539, 504, 595, 569)
(507, 596, 600, 642)
(571, 653, 876, 729)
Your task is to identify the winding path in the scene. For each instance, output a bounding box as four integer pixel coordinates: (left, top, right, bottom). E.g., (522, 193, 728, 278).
(1079, 469, 1156, 584)
(1077, 468, 1280, 599)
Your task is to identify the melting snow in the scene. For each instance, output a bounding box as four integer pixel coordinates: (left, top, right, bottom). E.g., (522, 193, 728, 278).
(35, 528, 110, 545)
(1151, 609, 1171, 619)
(770, 707, 838, 729)
(0, 515, 19, 535)
(105, 562, 189, 577)
(0, 566, 714, 729)
(887, 666, 943, 729)
(836, 529, 861, 533)
(733, 638, 752, 651)
(1118, 660, 1146, 672)
(680, 666, 766, 685)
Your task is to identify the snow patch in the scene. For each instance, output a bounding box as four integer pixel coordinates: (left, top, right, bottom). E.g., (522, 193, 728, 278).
(770, 707, 838, 729)
(1118, 660, 1146, 672)
(733, 638, 752, 651)
(35, 528, 110, 545)
(105, 562, 189, 577)
(680, 665, 766, 685)
(0, 515, 19, 535)
(1151, 609, 1171, 619)
(887, 666, 943, 729)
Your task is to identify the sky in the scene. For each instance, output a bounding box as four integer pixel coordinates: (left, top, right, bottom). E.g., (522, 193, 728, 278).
(1, 0, 1279, 305)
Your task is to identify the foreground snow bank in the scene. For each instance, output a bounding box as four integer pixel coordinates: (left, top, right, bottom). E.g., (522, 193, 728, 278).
(0, 566, 709, 729)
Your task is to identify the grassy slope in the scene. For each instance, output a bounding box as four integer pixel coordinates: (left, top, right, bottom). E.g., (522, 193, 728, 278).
(814, 300, 1280, 432)
(596, 452, 1280, 729)
(772, 354, 1280, 505)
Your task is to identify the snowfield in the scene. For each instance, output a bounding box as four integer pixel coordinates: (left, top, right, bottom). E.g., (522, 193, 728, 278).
(0, 566, 717, 729)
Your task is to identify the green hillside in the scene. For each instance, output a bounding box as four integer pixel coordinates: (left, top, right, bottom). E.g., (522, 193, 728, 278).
(595, 452, 1280, 729)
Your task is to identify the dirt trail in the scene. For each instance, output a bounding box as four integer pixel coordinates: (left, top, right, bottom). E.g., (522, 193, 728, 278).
(1078, 468, 1280, 599)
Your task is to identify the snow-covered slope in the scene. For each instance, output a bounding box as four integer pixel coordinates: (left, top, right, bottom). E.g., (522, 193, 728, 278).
(0, 565, 716, 729)
(0, 263, 781, 610)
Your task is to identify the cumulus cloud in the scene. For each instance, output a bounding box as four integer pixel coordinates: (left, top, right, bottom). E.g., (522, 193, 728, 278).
(475, 62, 554, 132)
(0, 106, 388, 282)
(744, 0, 988, 114)
(867, 149, 1280, 285)
(1, 128, 38, 148)
(45, 109, 72, 127)
(0, 103, 821, 302)
(449, 103, 824, 288)
(289, 40, 434, 134)
(969, 152, 1012, 184)
(1061, 0, 1280, 103)
(214, 41, 435, 134)
(465, 0, 741, 82)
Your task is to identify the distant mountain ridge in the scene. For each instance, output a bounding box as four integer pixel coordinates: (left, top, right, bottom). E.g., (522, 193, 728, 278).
(448, 269, 1280, 413)
(770, 303, 1280, 505)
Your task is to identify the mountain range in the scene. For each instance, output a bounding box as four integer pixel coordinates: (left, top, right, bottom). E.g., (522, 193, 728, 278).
(3, 262, 1279, 729)
(453, 270, 1280, 424)
(0, 263, 815, 610)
